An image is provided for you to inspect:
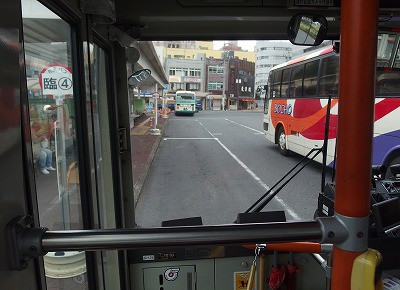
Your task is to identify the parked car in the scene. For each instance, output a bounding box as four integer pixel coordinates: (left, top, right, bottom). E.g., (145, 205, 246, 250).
(195, 101, 202, 112)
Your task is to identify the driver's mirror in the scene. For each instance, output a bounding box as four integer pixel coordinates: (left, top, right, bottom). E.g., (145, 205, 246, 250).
(128, 68, 151, 86)
(287, 14, 328, 46)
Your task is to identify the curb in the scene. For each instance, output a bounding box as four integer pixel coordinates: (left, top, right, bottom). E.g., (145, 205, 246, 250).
(133, 119, 170, 206)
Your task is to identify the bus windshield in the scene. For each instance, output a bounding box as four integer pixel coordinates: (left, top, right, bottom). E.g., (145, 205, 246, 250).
(176, 94, 194, 100)
(133, 40, 333, 228)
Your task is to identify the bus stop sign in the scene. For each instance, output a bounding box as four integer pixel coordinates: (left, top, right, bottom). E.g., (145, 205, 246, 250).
(39, 64, 73, 97)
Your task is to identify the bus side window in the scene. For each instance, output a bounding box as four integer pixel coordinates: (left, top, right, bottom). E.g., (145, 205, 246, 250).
(376, 70, 400, 95)
(290, 64, 304, 98)
(319, 55, 339, 98)
(303, 60, 319, 98)
(268, 71, 274, 98)
(273, 70, 283, 97)
(281, 69, 290, 98)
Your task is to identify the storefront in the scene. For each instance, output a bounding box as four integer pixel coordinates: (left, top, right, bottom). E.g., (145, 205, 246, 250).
(238, 97, 255, 110)
(207, 94, 223, 110)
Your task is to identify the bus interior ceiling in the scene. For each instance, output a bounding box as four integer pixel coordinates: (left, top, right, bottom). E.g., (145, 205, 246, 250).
(114, 0, 400, 41)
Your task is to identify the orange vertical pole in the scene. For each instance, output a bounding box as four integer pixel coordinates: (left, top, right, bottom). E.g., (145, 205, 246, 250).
(332, 0, 379, 289)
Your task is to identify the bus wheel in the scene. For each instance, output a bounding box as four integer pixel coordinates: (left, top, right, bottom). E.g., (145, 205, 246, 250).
(277, 127, 289, 156)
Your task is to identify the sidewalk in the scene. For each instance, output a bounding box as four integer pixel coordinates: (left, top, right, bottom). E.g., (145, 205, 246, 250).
(131, 114, 169, 205)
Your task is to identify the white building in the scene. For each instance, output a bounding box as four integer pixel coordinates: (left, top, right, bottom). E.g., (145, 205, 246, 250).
(254, 41, 296, 90)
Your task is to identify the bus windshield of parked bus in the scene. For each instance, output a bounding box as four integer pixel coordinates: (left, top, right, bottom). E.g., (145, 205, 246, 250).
(177, 93, 194, 100)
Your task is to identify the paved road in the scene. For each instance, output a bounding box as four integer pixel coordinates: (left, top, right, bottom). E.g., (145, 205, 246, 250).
(135, 110, 331, 227)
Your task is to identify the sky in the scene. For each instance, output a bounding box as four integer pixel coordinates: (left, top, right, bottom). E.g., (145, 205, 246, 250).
(213, 40, 257, 52)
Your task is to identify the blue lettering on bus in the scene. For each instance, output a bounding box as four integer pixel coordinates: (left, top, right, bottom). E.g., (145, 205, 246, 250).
(274, 104, 292, 115)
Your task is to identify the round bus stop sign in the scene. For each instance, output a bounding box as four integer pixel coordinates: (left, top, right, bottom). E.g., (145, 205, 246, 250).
(39, 64, 73, 98)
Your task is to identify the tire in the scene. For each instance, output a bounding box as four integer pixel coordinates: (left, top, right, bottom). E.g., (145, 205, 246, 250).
(277, 126, 289, 156)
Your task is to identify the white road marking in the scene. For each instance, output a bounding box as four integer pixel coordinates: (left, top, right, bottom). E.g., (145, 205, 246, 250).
(164, 137, 217, 140)
(225, 118, 264, 134)
(198, 120, 300, 220)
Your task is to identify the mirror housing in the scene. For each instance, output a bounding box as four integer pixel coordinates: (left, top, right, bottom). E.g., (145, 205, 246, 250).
(128, 68, 151, 86)
(287, 14, 328, 46)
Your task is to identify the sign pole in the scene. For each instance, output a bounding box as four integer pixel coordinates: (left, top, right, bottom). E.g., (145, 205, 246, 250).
(154, 83, 158, 127)
(149, 84, 161, 135)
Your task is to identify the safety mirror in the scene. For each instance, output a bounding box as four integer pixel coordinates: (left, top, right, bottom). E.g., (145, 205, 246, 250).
(287, 14, 328, 46)
(128, 68, 151, 86)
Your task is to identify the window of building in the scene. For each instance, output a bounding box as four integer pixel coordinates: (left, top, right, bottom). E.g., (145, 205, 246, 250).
(187, 83, 200, 91)
(171, 68, 187, 77)
(171, 82, 185, 90)
(208, 66, 224, 74)
(189, 68, 201, 77)
(208, 82, 223, 90)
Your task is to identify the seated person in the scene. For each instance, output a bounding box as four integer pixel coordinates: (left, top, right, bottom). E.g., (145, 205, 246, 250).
(31, 121, 56, 174)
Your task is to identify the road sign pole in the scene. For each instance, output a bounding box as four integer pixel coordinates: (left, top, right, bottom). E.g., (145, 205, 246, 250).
(149, 84, 161, 135)
(154, 83, 158, 127)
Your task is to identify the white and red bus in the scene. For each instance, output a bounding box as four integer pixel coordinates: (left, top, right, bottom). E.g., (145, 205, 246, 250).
(263, 34, 400, 174)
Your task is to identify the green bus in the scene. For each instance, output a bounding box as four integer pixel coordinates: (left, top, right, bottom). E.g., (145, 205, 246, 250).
(175, 90, 196, 116)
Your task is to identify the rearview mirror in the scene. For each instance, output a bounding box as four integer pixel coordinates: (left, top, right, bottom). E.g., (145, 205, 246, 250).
(287, 14, 328, 46)
(128, 68, 151, 86)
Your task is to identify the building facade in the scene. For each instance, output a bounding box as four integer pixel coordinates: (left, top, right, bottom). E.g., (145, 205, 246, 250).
(161, 41, 256, 110)
(205, 53, 256, 110)
(206, 57, 226, 110)
(154, 41, 256, 64)
(254, 41, 295, 97)
(227, 57, 256, 110)
(165, 53, 207, 93)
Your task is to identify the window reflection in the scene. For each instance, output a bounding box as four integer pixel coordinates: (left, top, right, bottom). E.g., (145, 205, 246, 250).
(90, 43, 120, 290)
(22, 0, 86, 289)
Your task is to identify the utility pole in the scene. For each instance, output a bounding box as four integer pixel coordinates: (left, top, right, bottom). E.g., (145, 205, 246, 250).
(222, 50, 229, 111)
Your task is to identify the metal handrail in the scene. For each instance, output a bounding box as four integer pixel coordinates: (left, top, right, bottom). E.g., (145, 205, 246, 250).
(7, 216, 322, 270)
(41, 221, 322, 252)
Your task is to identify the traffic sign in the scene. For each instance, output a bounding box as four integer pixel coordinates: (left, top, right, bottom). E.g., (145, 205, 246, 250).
(39, 64, 73, 97)
(165, 84, 169, 90)
(153, 93, 160, 98)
